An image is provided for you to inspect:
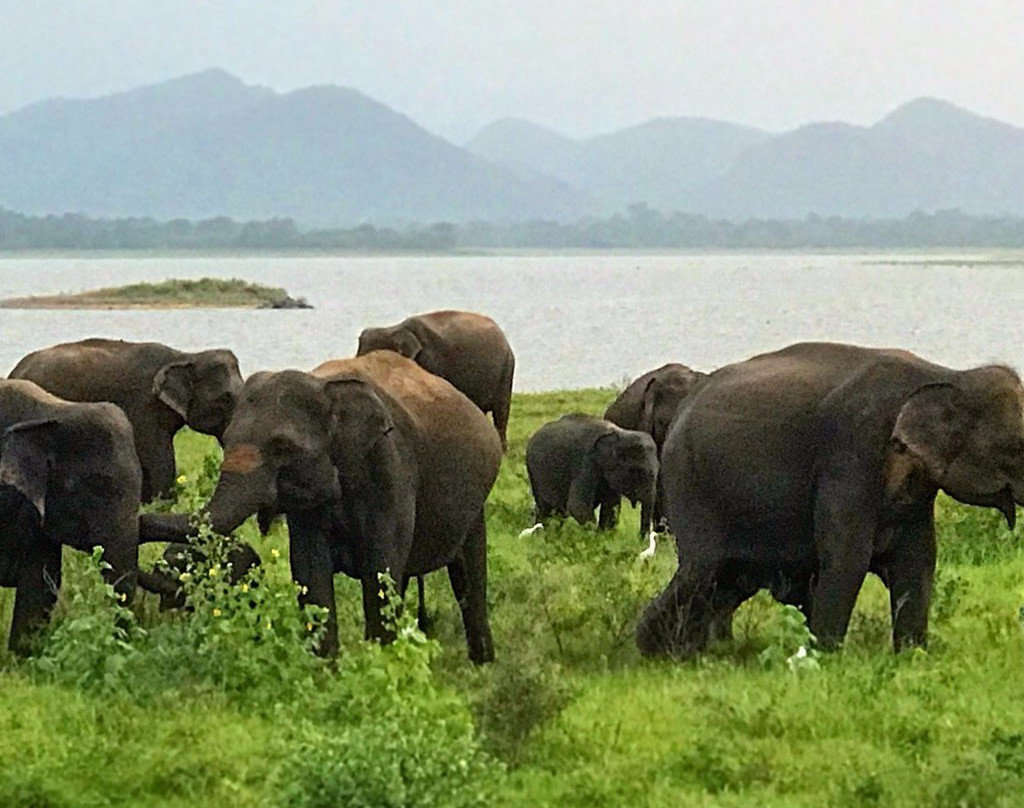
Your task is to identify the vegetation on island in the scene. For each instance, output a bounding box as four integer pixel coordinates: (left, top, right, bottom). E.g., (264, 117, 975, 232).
(8, 205, 1024, 252)
(2, 387, 1024, 806)
(0, 277, 311, 309)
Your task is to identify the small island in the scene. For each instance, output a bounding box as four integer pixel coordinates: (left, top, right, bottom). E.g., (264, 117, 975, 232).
(0, 277, 312, 309)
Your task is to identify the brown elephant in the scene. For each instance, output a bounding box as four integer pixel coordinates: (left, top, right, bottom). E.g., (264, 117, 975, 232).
(10, 338, 243, 502)
(357, 310, 515, 449)
(141, 350, 502, 662)
(637, 342, 1024, 659)
(0, 380, 141, 652)
(604, 363, 706, 527)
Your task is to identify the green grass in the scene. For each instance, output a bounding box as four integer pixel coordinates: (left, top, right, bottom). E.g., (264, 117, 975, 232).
(3, 388, 1024, 806)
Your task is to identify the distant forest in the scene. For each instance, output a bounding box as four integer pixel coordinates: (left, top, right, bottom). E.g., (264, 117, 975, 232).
(5, 205, 1024, 251)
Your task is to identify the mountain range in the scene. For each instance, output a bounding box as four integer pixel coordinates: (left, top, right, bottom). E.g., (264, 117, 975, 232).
(1, 69, 1023, 225)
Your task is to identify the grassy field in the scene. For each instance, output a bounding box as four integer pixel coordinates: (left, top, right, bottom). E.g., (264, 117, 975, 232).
(0, 277, 304, 309)
(2, 388, 1024, 807)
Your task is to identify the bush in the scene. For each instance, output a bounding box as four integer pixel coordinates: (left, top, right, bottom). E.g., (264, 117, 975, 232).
(272, 579, 503, 807)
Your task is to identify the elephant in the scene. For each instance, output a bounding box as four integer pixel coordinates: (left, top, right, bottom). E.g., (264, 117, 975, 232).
(9, 338, 243, 502)
(604, 363, 706, 527)
(525, 414, 659, 537)
(141, 350, 502, 662)
(356, 310, 515, 449)
(636, 341, 1024, 659)
(0, 380, 142, 653)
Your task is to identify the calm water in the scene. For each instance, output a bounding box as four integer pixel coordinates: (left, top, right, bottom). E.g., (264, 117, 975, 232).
(1, 252, 1023, 390)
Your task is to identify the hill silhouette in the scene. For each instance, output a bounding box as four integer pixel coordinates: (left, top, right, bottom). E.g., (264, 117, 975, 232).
(2, 71, 1023, 223)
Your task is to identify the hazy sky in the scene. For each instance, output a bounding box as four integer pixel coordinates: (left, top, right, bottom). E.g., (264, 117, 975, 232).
(3, 2, 1023, 141)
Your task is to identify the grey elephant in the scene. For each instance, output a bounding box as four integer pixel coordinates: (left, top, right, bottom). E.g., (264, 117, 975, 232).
(604, 363, 706, 527)
(357, 310, 515, 449)
(637, 342, 1024, 659)
(526, 414, 658, 537)
(0, 380, 142, 653)
(141, 350, 502, 662)
(10, 338, 243, 502)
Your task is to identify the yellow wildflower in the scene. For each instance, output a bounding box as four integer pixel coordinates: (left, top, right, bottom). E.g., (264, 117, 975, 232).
(209, 565, 220, 578)
(176, 474, 187, 484)
(306, 622, 314, 632)
(270, 548, 280, 559)
(240, 583, 249, 593)
(212, 608, 222, 617)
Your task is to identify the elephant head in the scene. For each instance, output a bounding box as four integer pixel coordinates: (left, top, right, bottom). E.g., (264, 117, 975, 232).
(886, 365, 1024, 525)
(202, 370, 401, 537)
(639, 371, 704, 450)
(153, 349, 243, 441)
(605, 364, 704, 451)
(357, 325, 422, 361)
(592, 427, 659, 534)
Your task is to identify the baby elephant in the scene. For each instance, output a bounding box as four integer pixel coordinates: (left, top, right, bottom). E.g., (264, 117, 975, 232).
(526, 414, 658, 536)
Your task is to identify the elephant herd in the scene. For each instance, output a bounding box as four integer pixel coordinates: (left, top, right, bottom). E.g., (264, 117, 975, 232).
(2, 309, 1024, 667)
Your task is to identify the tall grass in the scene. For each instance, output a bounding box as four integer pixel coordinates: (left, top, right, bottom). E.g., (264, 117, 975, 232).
(1, 388, 1024, 806)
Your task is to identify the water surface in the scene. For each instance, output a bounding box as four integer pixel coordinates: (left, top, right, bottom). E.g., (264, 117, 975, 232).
(1, 253, 1021, 390)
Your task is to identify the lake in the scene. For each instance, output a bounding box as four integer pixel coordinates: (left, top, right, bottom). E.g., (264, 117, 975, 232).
(1, 252, 1022, 390)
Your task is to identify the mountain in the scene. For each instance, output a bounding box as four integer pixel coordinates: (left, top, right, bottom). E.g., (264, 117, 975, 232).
(2, 72, 1023, 224)
(698, 98, 1024, 218)
(0, 70, 584, 225)
(467, 116, 771, 213)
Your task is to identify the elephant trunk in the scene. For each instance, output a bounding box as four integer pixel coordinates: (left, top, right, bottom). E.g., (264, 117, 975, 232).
(205, 466, 277, 537)
(638, 476, 657, 537)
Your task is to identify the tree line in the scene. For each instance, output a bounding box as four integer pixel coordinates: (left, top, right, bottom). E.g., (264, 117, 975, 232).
(5, 205, 1024, 251)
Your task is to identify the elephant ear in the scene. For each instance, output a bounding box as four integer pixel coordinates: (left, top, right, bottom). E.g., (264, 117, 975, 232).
(0, 419, 58, 520)
(392, 328, 424, 361)
(891, 383, 970, 486)
(637, 378, 660, 436)
(322, 377, 396, 462)
(153, 361, 194, 419)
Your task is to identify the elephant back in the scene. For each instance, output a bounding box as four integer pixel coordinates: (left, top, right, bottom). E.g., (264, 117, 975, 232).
(312, 351, 500, 458)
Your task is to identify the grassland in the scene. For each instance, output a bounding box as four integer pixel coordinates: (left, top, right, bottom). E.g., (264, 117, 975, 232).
(0, 277, 308, 309)
(2, 388, 1024, 807)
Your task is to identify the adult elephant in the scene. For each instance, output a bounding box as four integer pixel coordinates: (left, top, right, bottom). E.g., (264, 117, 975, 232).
(637, 342, 1024, 658)
(0, 380, 142, 653)
(10, 338, 243, 502)
(143, 351, 502, 662)
(526, 414, 658, 537)
(357, 310, 515, 449)
(604, 363, 706, 527)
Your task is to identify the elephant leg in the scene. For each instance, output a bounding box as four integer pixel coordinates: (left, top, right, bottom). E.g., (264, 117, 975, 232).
(597, 497, 619, 530)
(881, 510, 936, 651)
(415, 575, 432, 633)
(136, 435, 178, 503)
(287, 510, 338, 657)
(636, 505, 726, 657)
(808, 475, 876, 650)
(447, 510, 494, 664)
(9, 536, 62, 654)
(636, 561, 719, 657)
(98, 535, 138, 607)
(399, 573, 432, 634)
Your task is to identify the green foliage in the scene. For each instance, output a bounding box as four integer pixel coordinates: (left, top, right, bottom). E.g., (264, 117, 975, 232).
(272, 588, 500, 808)
(25, 547, 143, 691)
